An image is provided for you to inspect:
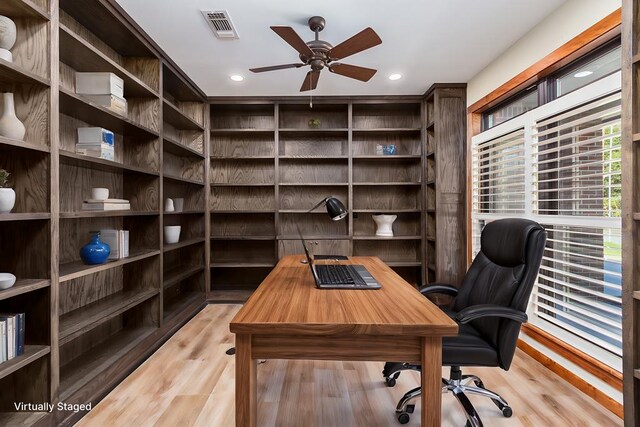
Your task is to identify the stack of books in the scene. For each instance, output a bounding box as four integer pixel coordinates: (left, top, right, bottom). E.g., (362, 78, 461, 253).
(0, 313, 25, 363)
(100, 229, 130, 260)
(82, 198, 131, 211)
(76, 127, 115, 161)
(76, 72, 128, 117)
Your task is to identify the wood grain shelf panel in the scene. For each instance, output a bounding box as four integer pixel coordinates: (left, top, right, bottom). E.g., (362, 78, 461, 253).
(163, 173, 205, 186)
(353, 209, 422, 213)
(352, 128, 422, 133)
(59, 88, 159, 137)
(0, 135, 50, 153)
(163, 99, 204, 131)
(633, 132, 640, 142)
(0, 0, 49, 19)
(210, 155, 274, 160)
(60, 150, 160, 176)
(0, 58, 50, 87)
(634, 291, 640, 300)
(278, 182, 348, 186)
(163, 237, 205, 253)
(353, 155, 422, 160)
(60, 210, 158, 219)
(0, 279, 49, 301)
(388, 261, 423, 267)
(278, 209, 336, 214)
(163, 210, 205, 215)
(59, 326, 156, 400)
(210, 183, 274, 187)
(634, 212, 640, 221)
(278, 155, 348, 159)
(279, 128, 348, 133)
(211, 210, 275, 214)
(0, 412, 47, 426)
(59, 289, 158, 344)
(0, 212, 50, 221)
(353, 235, 422, 240)
(426, 151, 435, 157)
(0, 345, 49, 381)
(208, 289, 253, 303)
(353, 182, 422, 186)
(210, 262, 276, 268)
(163, 136, 204, 158)
(211, 235, 275, 240)
(277, 235, 348, 240)
(59, 249, 160, 282)
(163, 265, 204, 290)
(163, 292, 203, 321)
(59, 25, 159, 98)
(210, 129, 275, 134)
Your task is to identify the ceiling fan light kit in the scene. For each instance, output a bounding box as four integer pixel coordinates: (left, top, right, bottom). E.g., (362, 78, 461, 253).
(250, 16, 382, 92)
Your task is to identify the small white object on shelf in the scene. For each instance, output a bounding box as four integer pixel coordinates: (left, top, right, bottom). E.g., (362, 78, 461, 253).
(164, 225, 181, 244)
(0, 16, 16, 62)
(372, 214, 397, 237)
(100, 229, 130, 260)
(76, 142, 114, 161)
(173, 198, 184, 212)
(0, 273, 16, 290)
(83, 94, 128, 117)
(91, 188, 109, 200)
(82, 198, 130, 211)
(165, 198, 175, 212)
(75, 72, 124, 98)
(0, 93, 25, 141)
(78, 127, 114, 145)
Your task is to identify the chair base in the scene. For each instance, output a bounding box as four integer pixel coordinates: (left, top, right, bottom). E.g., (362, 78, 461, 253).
(384, 365, 512, 426)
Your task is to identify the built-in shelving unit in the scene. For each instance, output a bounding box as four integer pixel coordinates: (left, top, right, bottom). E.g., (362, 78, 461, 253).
(0, 0, 207, 424)
(208, 100, 429, 298)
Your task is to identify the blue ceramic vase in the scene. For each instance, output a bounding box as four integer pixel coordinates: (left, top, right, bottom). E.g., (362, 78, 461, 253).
(80, 233, 110, 265)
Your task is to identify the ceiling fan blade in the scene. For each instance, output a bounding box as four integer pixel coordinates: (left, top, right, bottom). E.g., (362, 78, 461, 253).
(250, 63, 305, 73)
(329, 63, 377, 82)
(300, 70, 320, 92)
(328, 27, 382, 60)
(271, 26, 314, 57)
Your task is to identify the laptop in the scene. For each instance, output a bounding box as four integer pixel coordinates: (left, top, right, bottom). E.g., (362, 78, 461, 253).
(298, 229, 381, 290)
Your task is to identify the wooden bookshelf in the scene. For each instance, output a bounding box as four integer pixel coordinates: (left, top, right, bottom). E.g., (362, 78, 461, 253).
(0, 1, 207, 424)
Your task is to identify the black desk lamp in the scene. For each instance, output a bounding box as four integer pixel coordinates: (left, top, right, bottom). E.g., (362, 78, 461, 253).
(307, 196, 347, 220)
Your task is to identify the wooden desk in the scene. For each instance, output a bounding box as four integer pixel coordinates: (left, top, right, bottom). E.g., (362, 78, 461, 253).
(230, 255, 458, 426)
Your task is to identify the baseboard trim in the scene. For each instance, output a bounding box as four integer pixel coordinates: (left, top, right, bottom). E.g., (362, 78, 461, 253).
(517, 338, 623, 419)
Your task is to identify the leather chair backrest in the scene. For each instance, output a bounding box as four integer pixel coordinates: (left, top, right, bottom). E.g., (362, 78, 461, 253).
(452, 218, 547, 369)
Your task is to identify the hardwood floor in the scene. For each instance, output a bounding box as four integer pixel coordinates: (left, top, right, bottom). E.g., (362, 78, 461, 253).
(76, 304, 622, 427)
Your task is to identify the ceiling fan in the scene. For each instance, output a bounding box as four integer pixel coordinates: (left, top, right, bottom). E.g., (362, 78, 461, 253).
(250, 16, 382, 92)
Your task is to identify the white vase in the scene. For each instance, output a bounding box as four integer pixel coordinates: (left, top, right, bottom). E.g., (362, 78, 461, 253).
(0, 93, 25, 140)
(372, 214, 397, 237)
(164, 198, 175, 212)
(0, 188, 15, 213)
(0, 16, 16, 62)
(164, 226, 181, 244)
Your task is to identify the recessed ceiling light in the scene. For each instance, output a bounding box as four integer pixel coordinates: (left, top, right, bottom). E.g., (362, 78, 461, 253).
(230, 74, 244, 82)
(574, 70, 593, 78)
(388, 73, 402, 81)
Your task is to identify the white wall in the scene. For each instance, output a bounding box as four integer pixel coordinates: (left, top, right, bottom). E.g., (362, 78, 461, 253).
(467, 0, 621, 106)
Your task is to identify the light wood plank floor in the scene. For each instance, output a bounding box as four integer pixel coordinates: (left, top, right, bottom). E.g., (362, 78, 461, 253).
(77, 304, 622, 427)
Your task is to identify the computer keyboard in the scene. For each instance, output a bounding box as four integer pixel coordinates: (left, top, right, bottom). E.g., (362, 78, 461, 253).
(316, 265, 366, 285)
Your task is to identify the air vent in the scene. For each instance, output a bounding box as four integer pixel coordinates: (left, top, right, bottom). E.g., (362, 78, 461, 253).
(202, 10, 239, 39)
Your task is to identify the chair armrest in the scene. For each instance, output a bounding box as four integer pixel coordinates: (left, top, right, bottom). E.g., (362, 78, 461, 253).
(418, 283, 459, 297)
(455, 304, 528, 324)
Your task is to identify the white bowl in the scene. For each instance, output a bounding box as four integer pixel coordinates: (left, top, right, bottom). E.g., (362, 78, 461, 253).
(91, 188, 109, 200)
(164, 226, 181, 244)
(0, 273, 16, 290)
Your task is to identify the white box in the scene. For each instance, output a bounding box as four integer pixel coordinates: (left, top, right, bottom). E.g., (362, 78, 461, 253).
(76, 72, 124, 98)
(77, 127, 114, 146)
(84, 94, 128, 117)
(76, 144, 114, 161)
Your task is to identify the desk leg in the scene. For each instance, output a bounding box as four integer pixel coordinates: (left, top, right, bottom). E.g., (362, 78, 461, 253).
(421, 336, 442, 427)
(236, 334, 257, 427)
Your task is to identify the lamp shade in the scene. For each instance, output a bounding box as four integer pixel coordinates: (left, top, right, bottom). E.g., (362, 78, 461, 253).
(325, 197, 347, 221)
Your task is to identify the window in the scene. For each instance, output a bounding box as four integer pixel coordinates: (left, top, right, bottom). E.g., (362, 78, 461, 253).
(472, 71, 622, 365)
(483, 89, 538, 129)
(554, 45, 621, 97)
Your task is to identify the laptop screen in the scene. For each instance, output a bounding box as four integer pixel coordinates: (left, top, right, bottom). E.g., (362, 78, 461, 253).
(297, 225, 320, 284)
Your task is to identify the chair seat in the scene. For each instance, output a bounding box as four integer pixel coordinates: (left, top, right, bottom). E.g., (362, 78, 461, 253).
(442, 309, 499, 367)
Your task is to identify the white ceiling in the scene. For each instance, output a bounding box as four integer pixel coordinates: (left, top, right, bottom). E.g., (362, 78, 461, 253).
(115, 0, 566, 97)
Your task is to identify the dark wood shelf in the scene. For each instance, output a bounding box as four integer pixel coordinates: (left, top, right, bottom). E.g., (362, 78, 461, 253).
(353, 155, 421, 159)
(210, 155, 274, 160)
(0, 345, 50, 381)
(59, 249, 161, 282)
(278, 235, 348, 240)
(163, 265, 204, 290)
(634, 212, 640, 221)
(426, 151, 435, 157)
(59, 289, 158, 345)
(163, 210, 205, 215)
(388, 261, 423, 267)
(634, 291, 640, 301)
(211, 262, 276, 268)
(0, 212, 50, 222)
(211, 210, 275, 214)
(353, 209, 421, 213)
(163, 63, 202, 102)
(208, 289, 253, 303)
(278, 155, 348, 159)
(353, 182, 422, 186)
(426, 122, 435, 129)
(0, 412, 47, 426)
(0, 58, 50, 86)
(163, 174, 205, 186)
(60, 150, 160, 176)
(0, 135, 50, 153)
(60, 210, 158, 219)
(210, 128, 275, 135)
(59, 24, 159, 98)
(210, 182, 274, 187)
(0, 0, 50, 19)
(0, 279, 49, 302)
(163, 136, 205, 158)
(279, 182, 349, 186)
(59, 326, 156, 400)
(353, 235, 422, 240)
(279, 128, 348, 134)
(163, 292, 203, 321)
(278, 209, 336, 214)
(163, 99, 205, 131)
(163, 237, 206, 253)
(211, 235, 275, 240)
(59, 88, 159, 138)
(352, 128, 422, 133)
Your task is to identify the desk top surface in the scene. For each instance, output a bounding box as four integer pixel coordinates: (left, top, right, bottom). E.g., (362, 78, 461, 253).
(230, 255, 458, 336)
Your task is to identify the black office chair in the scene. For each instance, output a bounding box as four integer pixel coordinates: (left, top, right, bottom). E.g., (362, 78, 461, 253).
(383, 218, 546, 426)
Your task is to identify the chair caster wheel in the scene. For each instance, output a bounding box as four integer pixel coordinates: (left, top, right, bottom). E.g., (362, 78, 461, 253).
(502, 406, 513, 417)
(397, 412, 410, 424)
(385, 377, 396, 387)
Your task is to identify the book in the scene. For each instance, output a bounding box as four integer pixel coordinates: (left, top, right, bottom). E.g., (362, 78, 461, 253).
(75, 72, 124, 98)
(100, 229, 130, 260)
(84, 94, 128, 117)
(82, 202, 131, 211)
(77, 127, 114, 146)
(76, 143, 115, 161)
(15, 313, 24, 357)
(84, 198, 129, 204)
(0, 315, 15, 360)
(0, 319, 6, 363)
